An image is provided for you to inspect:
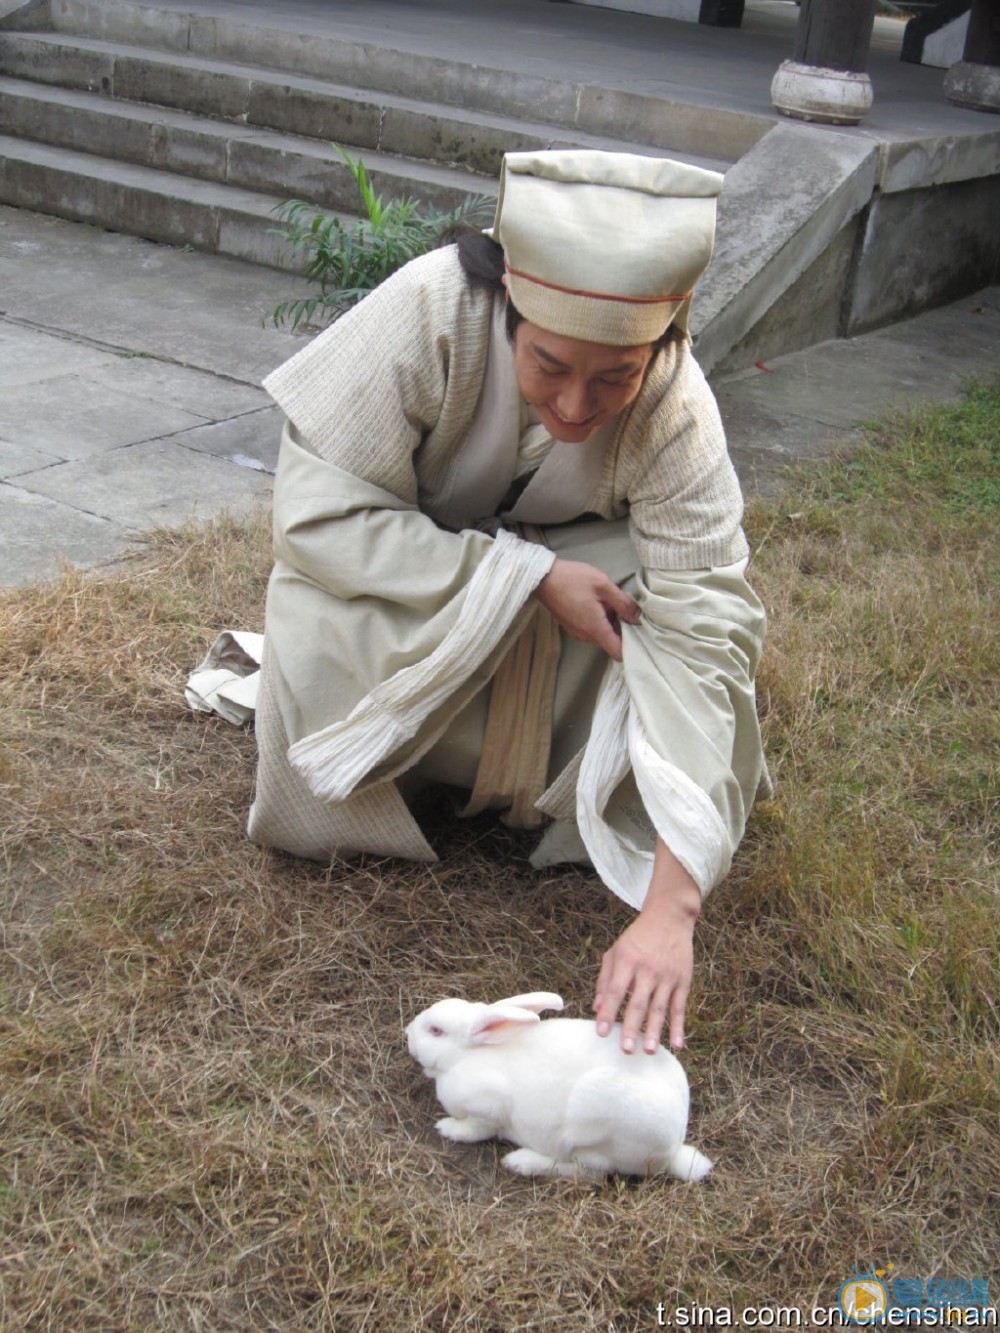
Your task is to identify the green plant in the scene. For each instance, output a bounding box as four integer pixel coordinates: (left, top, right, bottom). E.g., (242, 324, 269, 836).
(269, 145, 495, 330)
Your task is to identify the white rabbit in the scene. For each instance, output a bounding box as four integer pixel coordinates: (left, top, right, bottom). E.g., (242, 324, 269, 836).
(406, 991, 713, 1181)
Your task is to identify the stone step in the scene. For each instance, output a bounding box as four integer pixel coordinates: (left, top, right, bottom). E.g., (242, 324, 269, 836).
(42, 0, 765, 163)
(0, 30, 530, 183)
(0, 75, 500, 216)
(0, 0, 781, 369)
(0, 30, 732, 184)
(0, 134, 307, 268)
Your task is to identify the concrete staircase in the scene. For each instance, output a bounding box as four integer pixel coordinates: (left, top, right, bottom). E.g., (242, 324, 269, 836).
(2, 0, 996, 372)
(0, 0, 746, 275)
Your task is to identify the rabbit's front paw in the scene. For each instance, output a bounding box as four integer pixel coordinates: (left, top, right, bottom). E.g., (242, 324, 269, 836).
(435, 1115, 495, 1143)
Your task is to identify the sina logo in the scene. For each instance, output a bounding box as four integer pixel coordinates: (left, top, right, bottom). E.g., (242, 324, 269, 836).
(839, 1265, 894, 1324)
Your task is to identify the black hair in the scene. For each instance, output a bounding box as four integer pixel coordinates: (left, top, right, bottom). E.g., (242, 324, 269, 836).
(443, 225, 683, 352)
(444, 225, 505, 291)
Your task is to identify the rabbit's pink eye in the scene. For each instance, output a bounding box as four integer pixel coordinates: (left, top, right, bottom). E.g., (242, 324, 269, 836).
(429, 1024, 445, 1037)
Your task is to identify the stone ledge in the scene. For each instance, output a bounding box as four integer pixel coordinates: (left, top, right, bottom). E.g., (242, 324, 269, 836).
(693, 122, 879, 373)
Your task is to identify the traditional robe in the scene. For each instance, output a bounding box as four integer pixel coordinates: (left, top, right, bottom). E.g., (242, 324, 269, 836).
(249, 245, 766, 909)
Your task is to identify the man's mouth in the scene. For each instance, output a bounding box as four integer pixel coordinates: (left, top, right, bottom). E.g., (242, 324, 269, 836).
(547, 406, 598, 431)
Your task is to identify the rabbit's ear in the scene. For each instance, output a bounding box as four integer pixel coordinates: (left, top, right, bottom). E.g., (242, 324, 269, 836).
(469, 1004, 542, 1046)
(496, 992, 563, 1015)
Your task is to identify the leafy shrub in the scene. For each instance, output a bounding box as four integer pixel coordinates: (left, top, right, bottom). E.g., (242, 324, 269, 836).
(270, 145, 494, 330)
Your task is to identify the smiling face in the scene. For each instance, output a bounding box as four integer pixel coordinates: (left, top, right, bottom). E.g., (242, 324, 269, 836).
(511, 319, 655, 444)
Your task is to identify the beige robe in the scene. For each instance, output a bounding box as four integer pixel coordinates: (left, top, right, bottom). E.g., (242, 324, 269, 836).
(249, 245, 766, 909)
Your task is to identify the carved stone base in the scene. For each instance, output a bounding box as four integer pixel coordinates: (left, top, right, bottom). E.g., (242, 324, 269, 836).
(770, 59, 874, 125)
(944, 60, 1000, 113)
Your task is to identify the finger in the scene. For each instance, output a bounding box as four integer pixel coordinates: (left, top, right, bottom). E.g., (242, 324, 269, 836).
(667, 980, 690, 1051)
(594, 985, 624, 1036)
(593, 954, 628, 1037)
(593, 953, 613, 1014)
(620, 979, 655, 1055)
(590, 613, 623, 661)
(602, 582, 641, 625)
(642, 985, 672, 1054)
(600, 633, 623, 663)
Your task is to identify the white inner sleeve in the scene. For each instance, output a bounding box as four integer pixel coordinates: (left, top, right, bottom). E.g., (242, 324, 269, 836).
(575, 664, 649, 911)
(627, 708, 732, 897)
(575, 663, 731, 908)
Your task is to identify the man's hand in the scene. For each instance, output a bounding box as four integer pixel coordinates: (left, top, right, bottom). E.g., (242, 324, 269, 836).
(593, 839, 701, 1054)
(534, 558, 640, 661)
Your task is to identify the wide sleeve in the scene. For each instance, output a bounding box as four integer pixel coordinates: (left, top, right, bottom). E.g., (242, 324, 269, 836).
(263, 245, 495, 502)
(626, 560, 766, 890)
(266, 431, 555, 803)
(569, 563, 765, 909)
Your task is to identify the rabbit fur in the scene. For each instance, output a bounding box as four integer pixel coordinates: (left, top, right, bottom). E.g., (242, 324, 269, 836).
(406, 991, 713, 1181)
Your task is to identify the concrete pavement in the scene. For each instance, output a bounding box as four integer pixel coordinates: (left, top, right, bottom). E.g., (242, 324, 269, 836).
(1, 202, 997, 587)
(0, 203, 308, 584)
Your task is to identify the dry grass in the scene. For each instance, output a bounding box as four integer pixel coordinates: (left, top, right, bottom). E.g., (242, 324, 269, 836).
(1, 382, 997, 1330)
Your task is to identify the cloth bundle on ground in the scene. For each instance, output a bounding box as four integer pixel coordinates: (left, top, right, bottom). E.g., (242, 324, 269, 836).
(185, 631, 263, 726)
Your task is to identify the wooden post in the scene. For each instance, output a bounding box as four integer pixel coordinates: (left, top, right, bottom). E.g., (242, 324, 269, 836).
(963, 0, 1000, 64)
(944, 0, 1000, 111)
(793, 0, 876, 71)
(698, 0, 745, 27)
(771, 0, 877, 124)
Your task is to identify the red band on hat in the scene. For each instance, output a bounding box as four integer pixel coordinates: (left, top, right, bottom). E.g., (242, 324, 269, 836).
(505, 261, 691, 306)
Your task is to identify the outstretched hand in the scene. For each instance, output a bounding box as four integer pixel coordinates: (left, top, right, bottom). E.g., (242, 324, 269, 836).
(593, 840, 701, 1054)
(534, 558, 640, 662)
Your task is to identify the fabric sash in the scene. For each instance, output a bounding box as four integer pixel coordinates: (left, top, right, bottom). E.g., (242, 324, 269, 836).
(462, 524, 561, 828)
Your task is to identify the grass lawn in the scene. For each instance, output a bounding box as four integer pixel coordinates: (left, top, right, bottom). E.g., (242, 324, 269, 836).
(1, 380, 997, 1329)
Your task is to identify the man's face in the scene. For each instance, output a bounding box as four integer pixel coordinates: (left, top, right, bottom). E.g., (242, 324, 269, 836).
(512, 320, 654, 444)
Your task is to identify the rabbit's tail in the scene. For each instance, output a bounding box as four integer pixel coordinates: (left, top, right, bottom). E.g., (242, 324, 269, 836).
(665, 1143, 714, 1182)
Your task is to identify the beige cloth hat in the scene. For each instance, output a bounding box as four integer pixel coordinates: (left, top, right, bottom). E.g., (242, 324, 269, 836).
(491, 149, 723, 345)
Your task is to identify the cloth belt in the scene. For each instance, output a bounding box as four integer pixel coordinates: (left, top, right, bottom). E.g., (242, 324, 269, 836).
(462, 524, 561, 828)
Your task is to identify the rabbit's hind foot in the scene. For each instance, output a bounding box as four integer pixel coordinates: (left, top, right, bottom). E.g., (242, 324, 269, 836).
(502, 1148, 604, 1180)
(436, 1115, 496, 1143)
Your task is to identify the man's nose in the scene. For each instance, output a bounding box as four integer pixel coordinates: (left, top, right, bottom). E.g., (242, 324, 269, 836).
(554, 378, 594, 423)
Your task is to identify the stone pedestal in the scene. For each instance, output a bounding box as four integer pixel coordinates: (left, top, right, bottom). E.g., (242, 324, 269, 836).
(944, 60, 1000, 111)
(771, 60, 874, 124)
(944, 0, 1000, 111)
